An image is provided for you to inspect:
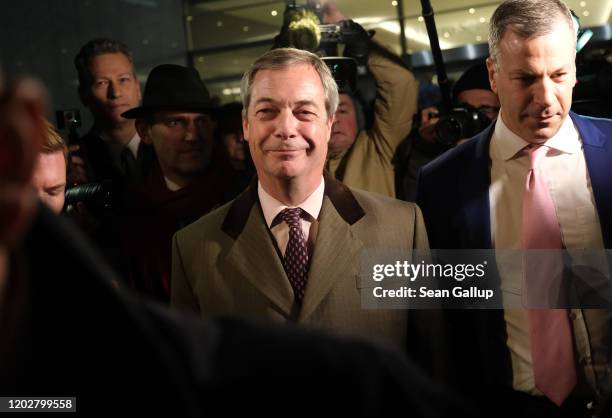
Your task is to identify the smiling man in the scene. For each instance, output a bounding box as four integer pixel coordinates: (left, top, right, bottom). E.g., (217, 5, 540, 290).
(171, 48, 429, 352)
(416, 0, 612, 415)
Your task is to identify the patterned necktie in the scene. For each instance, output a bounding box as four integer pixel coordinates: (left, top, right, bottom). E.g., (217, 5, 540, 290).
(522, 144, 576, 406)
(280, 208, 310, 302)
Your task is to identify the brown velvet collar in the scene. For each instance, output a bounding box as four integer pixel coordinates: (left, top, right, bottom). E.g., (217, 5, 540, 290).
(221, 172, 365, 239)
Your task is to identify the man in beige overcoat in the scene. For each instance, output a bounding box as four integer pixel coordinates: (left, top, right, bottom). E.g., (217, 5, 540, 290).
(171, 47, 428, 352)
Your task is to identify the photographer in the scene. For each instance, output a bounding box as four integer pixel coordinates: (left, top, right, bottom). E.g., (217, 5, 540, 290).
(395, 62, 500, 202)
(30, 121, 68, 214)
(321, 1, 418, 198)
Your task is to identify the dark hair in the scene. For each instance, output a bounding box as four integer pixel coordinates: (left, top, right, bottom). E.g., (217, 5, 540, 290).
(74, 38, 134, 88)
(216, 102, 243, 138)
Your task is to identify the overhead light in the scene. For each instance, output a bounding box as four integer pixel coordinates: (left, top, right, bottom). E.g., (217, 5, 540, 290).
(583, 10, 589, 16)
(417, 16, 424, 22)
(231, 87, 241, 95)
(476, 35, 482, 41)
(186, 15, 193, 22)
(271, 10, 278, 16)
(392, 0, 398, 6)
(469, 8, 475, 14)
(443, 32, 450, 38)
(243, 26, 249, 32)
(580, 1, 586, 6)
(479, 17, 486, 23)
(217, 21, 223, 27)
(222, 88, 232, 96)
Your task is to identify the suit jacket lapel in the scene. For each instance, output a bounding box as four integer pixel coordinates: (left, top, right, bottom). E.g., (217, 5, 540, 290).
(221, 181, 294, 315)
(571, 112, 612, 248)
(220, 175, 366, 319)
(299, 196, 363, 321)
(224, 205, 295, 316)
(463, 125, 494, 249)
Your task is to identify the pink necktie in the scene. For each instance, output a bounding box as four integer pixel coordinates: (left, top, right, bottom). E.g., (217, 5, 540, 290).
(522, 145, 576, 406)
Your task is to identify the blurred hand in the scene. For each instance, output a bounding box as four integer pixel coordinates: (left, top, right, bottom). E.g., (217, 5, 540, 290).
(418, 106, 440, 144)
(320, 0, 347, 23)
(68, 144, 90, 185)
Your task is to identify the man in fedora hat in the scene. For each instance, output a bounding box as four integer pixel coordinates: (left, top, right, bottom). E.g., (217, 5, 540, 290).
(118, 64, 232, 302)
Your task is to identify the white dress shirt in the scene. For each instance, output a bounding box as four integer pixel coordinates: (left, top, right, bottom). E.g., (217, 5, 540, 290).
(258, 178, 325, 256)
(489, 113, 605, 394)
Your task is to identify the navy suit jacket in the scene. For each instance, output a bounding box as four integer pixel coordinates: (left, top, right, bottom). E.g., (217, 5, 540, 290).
(417, 111, 612, 250)
(414, 112, 612, 401)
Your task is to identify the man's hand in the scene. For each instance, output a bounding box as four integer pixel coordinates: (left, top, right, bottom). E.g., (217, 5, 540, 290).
(418, 106, 440, 144)
(68, 144, 90, 186)
(320, 0, 347, 24)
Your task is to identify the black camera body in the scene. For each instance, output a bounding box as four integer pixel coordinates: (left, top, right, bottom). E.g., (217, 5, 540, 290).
(322, 57, 357, 94)
(56, 109, 81, 131)
(56, 109, 82, 146)
(435, 106, 493, 146)
(64, 181, 115, 217)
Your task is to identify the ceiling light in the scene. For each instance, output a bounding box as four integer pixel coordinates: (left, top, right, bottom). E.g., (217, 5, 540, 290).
(476, 35, 482, 41)
(222, 88, 232, 96)
(443, 32, 450, 38)
(417, 16, 424, 22)
(243, 26, 249, 31)
(479, 17, 486, 23)
(583, 10, 589, 16)
(580, 1, 586, 6)
(271, 10, 278, 16)
(217, 21, 223, 27)
(469, 8, 475, 14)
(186, 15, 193, 22)
(231, 87, 241, 95)
(392, 0, 398, 6)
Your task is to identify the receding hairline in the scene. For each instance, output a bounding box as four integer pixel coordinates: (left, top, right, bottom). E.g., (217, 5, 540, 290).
(245, 64, 332, 118)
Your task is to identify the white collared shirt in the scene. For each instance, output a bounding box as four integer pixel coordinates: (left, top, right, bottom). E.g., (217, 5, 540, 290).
(100, 131, 141, 170)
(125, 133, 141, 159)
(258, 178, 325, 256)
(489, 113, 605, 394)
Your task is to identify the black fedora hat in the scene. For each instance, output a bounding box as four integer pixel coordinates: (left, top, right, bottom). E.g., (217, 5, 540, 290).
(122, 64, 212, 118)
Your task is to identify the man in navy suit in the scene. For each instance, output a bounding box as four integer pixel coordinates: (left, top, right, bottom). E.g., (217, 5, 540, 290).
(416, 0, 612, 416)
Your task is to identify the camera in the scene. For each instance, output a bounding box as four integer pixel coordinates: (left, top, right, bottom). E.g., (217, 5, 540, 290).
(56, 109, 81, 131)
(322, 57, 357, 94)
(64, 181, 115, 217)
(435, 106, 493, 146)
